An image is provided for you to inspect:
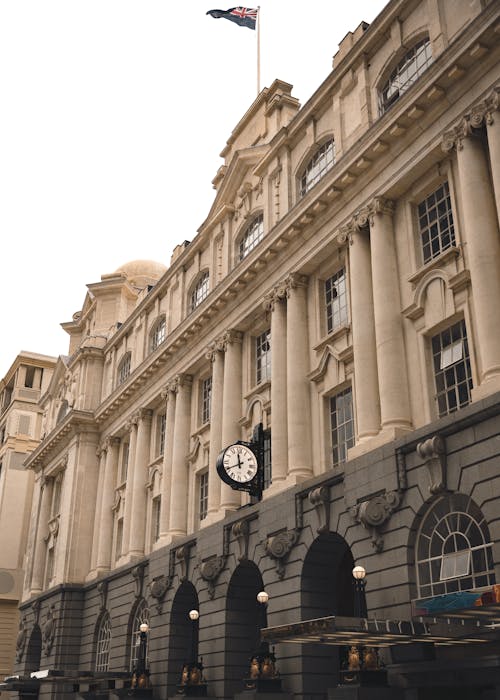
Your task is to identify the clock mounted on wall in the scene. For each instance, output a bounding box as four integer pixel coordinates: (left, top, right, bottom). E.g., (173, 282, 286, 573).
(216, 440, 263, 499)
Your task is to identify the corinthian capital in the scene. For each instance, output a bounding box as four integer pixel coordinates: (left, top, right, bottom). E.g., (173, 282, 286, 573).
(283, 272, 308, 298)
(263, 281, 288, 311)
(367, 196, 395, 220)
(221, 329, 243, 348)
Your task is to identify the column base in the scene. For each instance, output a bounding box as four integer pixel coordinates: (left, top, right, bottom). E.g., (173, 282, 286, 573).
(471, 374, 500, 402)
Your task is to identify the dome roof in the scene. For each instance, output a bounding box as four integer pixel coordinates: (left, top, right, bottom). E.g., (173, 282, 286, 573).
(115, 259, 167, 286)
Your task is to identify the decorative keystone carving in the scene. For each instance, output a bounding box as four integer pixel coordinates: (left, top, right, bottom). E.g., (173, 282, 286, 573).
(265, 529, 298, 579)
(308, 486, 330, 533)
(15, 616, 27, 663)
(416, 435, 447, 494)
(350, 491, 401, 553)
(232, 519, 250, 561)
(149, 575, 169, 614)
(42, 605, 57, 656)
(97, 580, 108, 611)
(132, 562, 146, 598)
(200, 556, 226, 599)
(176, 545, 192, 582)
(32, 599, 41, 624)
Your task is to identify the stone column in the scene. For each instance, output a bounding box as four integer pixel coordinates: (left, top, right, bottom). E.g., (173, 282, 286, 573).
(286, 273, 313, 480)
(444, 117, 500, 388)
(220, 330, 244, 511)
(89, 445, 106, 574)
(263, 287, 288, 484)
(122, 418, 138, 557)
(31, 476, 52, 594)
(368, 198, 412, 432)
(484, 88, 500, 226)
(158, 383, 176, 542)
(345, 219, 381, 439)
(168, 375, 193, 537)
(96, 437, 120, 571)
(206, 343, 224, 519)
(128, 409, 153, 557)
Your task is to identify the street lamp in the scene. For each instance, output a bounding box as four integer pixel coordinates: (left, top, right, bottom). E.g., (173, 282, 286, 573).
(244, 591, 280, 691)
(352, 565, 367, 619)
(179, 609, 205, 693)
(132, 623, 150, 690)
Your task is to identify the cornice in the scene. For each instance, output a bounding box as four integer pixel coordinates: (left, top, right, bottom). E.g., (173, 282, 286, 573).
(24, 410, 97, 470)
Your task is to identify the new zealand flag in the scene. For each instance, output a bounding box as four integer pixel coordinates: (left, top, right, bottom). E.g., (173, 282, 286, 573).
(206, 7, 258, 30)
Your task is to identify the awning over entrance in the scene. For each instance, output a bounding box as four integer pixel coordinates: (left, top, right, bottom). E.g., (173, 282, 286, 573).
(261, 615, 492, 647)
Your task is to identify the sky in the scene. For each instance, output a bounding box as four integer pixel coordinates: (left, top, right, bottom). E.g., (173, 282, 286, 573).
(0, 0, 388, 379)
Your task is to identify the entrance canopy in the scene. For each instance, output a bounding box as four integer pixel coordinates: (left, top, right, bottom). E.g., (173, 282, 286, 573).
(261, 615, 491, 647)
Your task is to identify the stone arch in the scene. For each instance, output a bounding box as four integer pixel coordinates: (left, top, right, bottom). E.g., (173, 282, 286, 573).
(224, 561, 265, 698)
(167, 581, 199, 696)
(25, 624, 42, 674)
(300, 533, 355, 700)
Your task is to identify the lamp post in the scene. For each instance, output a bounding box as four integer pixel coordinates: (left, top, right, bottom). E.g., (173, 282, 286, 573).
(132, 622, 150, 690)
(179, 609, 206, 694)
(245, 591, 280, 691)
(352, 565, 367, 619)
(188, 610, 199, 666)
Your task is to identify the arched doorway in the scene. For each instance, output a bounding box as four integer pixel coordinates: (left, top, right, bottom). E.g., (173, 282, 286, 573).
(167, 581, 199, 695)
(300, 533, 354, 700)
(22, 625, 41, 700)
(225, 561, 266, 698)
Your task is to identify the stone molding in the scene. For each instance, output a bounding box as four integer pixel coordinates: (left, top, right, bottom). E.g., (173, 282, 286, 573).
(131, 562, 146, 598)
(232, 519, 251, 561)
(442, 87, 500, 153)
(97, 580, 108, 611)
(350, 491, 401, 553)
(265, 529, 298, 579)
(416, 434, 447, 494)
(263, 273, 308, 311)
(42, 604, 57, 656)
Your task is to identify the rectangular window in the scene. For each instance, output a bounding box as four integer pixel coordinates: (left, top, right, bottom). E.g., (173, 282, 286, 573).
(115, 519, 123, 561)
(199, 472, 208, 521)
(440, 551, 471, 581)
(25, 366, 35, 388)
(263, 429, 272, 489)
(432, 320, 473, 417)
(418, 181, 456, 263)
(201, 377, 212, 425)
(325, 269, 348, 333)
(256, 329, 271, 385)
(158, 414, 166, 456)
(45, 547, 55, 587)
(51, 475, 63, 516)
(330, 387, 355, 466)
(151, 496, 161, 544)
(120, 442, 129, 483)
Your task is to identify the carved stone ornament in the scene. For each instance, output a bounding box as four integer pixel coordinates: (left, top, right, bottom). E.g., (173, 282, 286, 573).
(176, 545, 192, 582)
(42, 604, 57, 656)
(265, 529, 298, 579)
(149, 575, 169, 614)
(97, 580, 108, 611)
(308, 486, 330, 534)
(416, 434, 447, 494)
(200, 556, 226, 599)
(32, 599, 41, 624)
(15, 616, 28, 663)
(350, 491, 401, 553)
(132, 562, 146, 598)
(232, 519, 250, 561)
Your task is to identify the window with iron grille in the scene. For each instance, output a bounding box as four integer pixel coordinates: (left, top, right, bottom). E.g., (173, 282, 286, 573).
(432, 320, 473, 418)
(416, 494, 495, 599)
(118, 353, 131, 386)
(379, 38, 433, 115)
(256, 329, 271, 385)
(240, 215, 264, 260)
(300, 139, 335, 197)
(418, 182, 456, 263)
(199, 472, 208, 521)
(150, 317, 166, 352)
(190, 271, 210, 311)
(201, 376, 212, 424)
(325, 269, 348, 333)
(95, 613, 112, 672)
(330, 387, 354, 467)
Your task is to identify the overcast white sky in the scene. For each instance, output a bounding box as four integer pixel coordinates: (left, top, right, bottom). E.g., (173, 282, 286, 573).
(0, 1, 388, 378)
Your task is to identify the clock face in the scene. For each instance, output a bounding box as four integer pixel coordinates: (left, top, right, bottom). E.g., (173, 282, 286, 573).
(221, 444, 258, 484)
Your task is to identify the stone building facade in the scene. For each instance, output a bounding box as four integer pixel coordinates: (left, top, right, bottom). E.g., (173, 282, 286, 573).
(0, 352, 55, 689)
(11, 0, 500, 698)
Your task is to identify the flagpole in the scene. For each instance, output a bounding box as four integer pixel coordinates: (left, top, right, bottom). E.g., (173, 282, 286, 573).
(257, 6, 261, 95)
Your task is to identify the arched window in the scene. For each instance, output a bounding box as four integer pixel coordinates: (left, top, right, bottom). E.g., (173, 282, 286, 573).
(416, 494, 495, 599)
(117, 352, 131, 386)
(379, 38, 433, 115)
(95, 612, 112, 671)
(299, 139, 335, 197)
(190, 271, 210, 312)
(150, 316, 166, 352)
(239, 215, 264, 261)
(129, 599, 150, 671)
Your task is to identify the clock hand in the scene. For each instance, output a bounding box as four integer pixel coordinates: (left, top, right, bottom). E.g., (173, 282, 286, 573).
(237, 455, 243, 469)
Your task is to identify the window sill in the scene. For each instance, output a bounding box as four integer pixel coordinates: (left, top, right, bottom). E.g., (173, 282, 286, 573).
(313, 324, 351, 353)
(244, 379, 271, 402)
(408, 246, 460, 287)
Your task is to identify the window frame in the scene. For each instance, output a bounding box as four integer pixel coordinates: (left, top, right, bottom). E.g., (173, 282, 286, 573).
(129, 600, 150, 672)
(190, 271, 210, 312)
(329, 386, 355, 467)
(117, 352, 131, 386)
(299, 138, 336, 197)
(238, 214, 264, 261)
(198, 471, 209, 522)
(431, 319, 473, 418)
(150, 316, 166, 353)
(95, 612, 112, 672)
(255, 329, 271, 386)
(378, 37, 433, 115)
(417, 181, 456, 264)
(200, 376, 212, 426)
(324, 267, 349, 335)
